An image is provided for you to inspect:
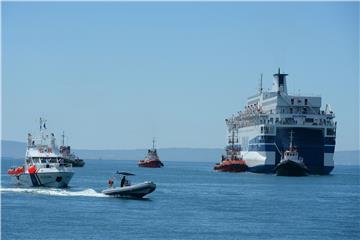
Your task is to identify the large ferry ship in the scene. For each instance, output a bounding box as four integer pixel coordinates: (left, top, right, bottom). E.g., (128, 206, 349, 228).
(225, 69, 336, 174)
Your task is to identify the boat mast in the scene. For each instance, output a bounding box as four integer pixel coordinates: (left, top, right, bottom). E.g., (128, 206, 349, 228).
(152, 137, 155, 150)
(258, 73, 263, 94)
(62, 131, 65, 146)
(289, 130, 294, 149)
(39, 117, 47, 144)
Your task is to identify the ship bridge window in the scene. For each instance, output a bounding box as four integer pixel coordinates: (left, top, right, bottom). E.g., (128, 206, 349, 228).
(49, 158, 57, 163)
(32, 158, 40, 163)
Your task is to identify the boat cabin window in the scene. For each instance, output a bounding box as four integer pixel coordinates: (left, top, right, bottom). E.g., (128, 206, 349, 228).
(40, 159, 47, 163)
(49, 158, 57, 163)
(305, 99, 308, 105)
(32, 157, 40, 163)
(291, 99, 294, 105)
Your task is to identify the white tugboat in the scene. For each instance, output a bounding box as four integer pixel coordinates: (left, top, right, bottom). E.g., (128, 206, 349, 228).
(7, 118, 74, 188)
(275, 131, 309, 176)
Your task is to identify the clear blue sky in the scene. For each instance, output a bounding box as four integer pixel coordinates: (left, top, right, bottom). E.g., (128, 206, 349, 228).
(2, 2, 359, 150)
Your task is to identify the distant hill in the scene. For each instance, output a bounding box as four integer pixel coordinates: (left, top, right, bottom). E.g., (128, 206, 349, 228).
(75, 148, 223, 162)
(1, 140, 359, 165)
(1, 140, 27, 159)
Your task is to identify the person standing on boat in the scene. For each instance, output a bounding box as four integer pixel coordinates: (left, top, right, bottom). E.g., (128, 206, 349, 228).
(120, 176, 126, 187)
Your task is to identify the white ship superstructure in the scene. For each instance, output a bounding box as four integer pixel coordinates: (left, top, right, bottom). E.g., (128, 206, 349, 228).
(225, 69, 336, 174)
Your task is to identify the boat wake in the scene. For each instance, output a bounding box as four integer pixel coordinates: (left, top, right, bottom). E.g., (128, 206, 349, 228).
(0, 187, 107, 198)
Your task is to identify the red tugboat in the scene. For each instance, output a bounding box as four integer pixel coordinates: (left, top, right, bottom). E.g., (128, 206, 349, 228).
(138, 139, 164, 168)
(214, 129, 248, 172)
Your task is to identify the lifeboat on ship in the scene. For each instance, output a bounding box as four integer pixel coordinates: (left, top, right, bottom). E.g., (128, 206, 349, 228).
(7, 166, 25, 176)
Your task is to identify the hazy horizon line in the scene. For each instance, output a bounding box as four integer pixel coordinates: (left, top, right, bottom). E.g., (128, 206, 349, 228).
(1, 139, 359, 152)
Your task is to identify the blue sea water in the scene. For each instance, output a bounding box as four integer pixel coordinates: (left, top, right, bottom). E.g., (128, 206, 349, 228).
(1, 159, 360, 240)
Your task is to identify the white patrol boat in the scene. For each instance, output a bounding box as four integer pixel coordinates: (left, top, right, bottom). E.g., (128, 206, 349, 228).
(7, 118, 74, 188)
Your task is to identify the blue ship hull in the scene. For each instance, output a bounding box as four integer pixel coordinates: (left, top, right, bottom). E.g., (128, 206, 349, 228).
(245, 127, 335, 175)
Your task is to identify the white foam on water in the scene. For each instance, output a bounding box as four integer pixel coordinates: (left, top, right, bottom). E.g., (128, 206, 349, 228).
(0, 187, 108, 198)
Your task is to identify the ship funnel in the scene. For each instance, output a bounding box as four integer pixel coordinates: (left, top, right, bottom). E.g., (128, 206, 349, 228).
(272, 68, 288, 94)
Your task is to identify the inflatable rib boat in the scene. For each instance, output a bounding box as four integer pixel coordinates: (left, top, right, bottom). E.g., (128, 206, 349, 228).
(102, 171, 156, 198)
(102, 181, 156, 198)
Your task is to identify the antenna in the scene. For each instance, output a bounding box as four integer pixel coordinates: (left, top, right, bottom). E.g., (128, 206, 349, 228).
(62, 131, 65, 146)
(259, 73, 263, 94)
(152, 137, 155, 150)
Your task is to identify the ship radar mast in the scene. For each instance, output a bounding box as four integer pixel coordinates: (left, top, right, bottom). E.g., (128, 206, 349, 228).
(152, 137, 156, 150)
(39, 117, 47, 144)
(228, 128, 238, 147)
(50, 133, 56, 150)
(61, 131, 65, 146)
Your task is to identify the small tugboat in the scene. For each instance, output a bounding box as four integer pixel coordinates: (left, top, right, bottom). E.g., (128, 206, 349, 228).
(275, 131, 310, 176)
(7, 118, 74, 188)
(138, 138, 164, 168)
(102, 171, 156, 198)
(59, 131, 85, 167)
(214, 129, 248, 172)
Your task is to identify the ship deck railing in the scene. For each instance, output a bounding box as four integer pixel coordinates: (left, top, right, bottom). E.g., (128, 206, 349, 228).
(34, 162, 73, 169)
(227, 111, 336, 129)
(228, 118, 336, 129)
